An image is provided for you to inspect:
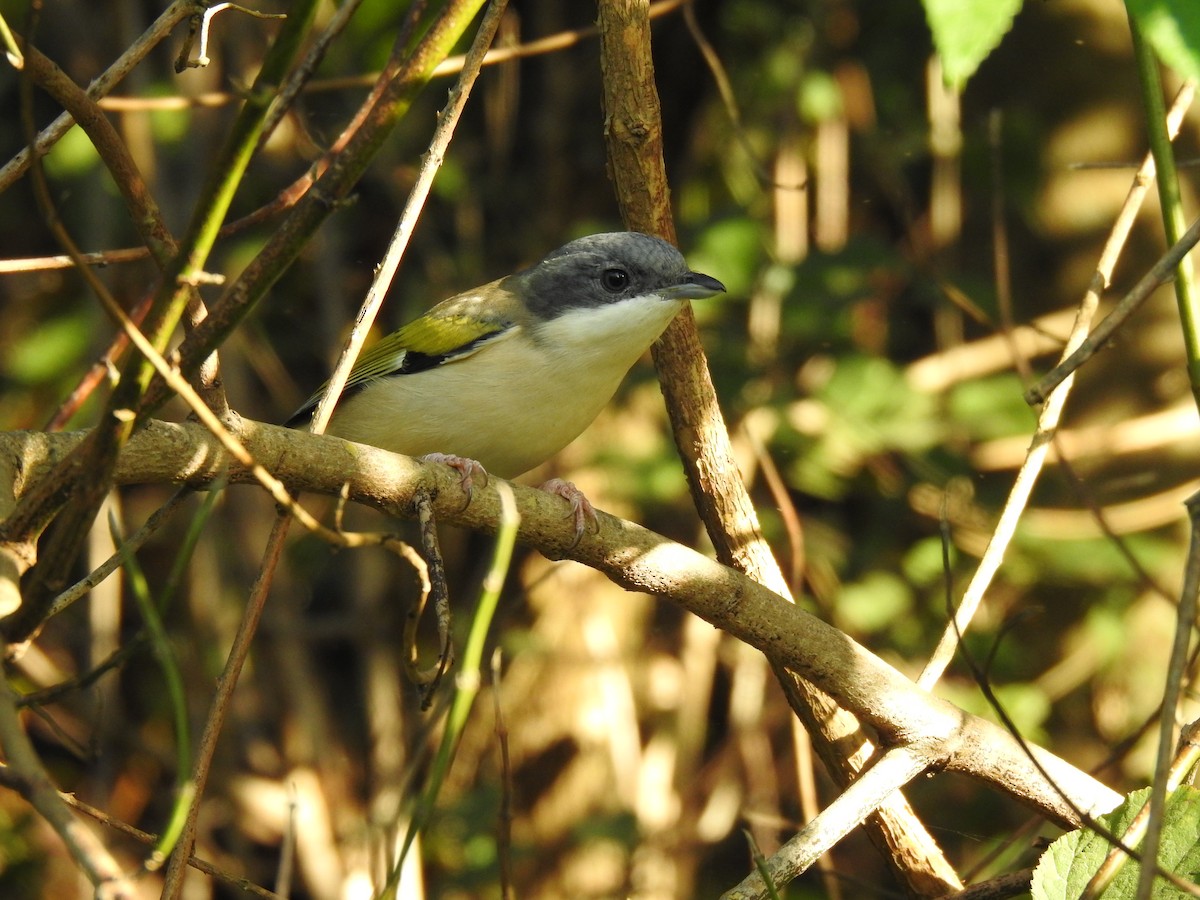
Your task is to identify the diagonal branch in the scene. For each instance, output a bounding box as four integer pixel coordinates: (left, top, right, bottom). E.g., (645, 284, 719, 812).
(0, 666, 133, 896)
(0, 420, 1123, 828)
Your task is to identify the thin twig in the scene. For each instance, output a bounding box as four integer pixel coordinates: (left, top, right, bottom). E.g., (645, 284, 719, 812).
(252, 0, 367, 157)
(0, 0, 200, 193)
(87, 0, 687, 113)
(407, 490, 454, 696)
(59, 792, 283, 899)
(492, 649, 514, 900)
(180, 3, 286, 70)
(1123, 488, 1200, 898)
(722, 747, 931, 898)
(15, 637, 146, 708)
(152, 0, 490, 415)
(0, 0, 685, 277)
(388, 481, 520, 891)
(742, 421, 806, 595)
(306, 0, 509, 436)
(42, 242, 402, 553)
(1024, 211, 1200, 404)
(681, 2, 802, 192)
(1084, 719, 1200, 896)
(0, 673, 132, 896)
(159, 513, 292, 900)
(919, 83, 1196, 689)
(938, 503, 1200, 900)
(47, 487, 192, 618)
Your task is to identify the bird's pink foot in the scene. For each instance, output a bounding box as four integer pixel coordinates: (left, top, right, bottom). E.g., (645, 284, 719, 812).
(540, 478, 598, 545)
(422, 453, 488, 502)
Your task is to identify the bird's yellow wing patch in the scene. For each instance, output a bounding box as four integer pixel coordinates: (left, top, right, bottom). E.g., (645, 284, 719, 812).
(393, 312, 506, 359)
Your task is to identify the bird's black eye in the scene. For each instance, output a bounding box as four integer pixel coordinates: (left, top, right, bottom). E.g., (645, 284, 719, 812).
(600, 267, 629, 292)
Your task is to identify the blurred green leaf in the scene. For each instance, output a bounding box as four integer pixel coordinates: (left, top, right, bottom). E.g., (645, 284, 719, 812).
(1072, 605, 1128, 670)
(784, 354, 942, 498)
(784, 238, 907, 346)
(820, 354, 943, 453)
(1014, 532, 1168, 586)
(432, 156, 469, 201)
(798, 70, 843, 123)
(903, 535, 952, 588)
(947, 373, 1035, 439)
(1126, 0, 1200, 79)
(836, 570, 913, 633)
(691, 218, 766, 298)
(922, 0, 1023, 88)
(42, 125, 101, 178)
(150, 105, 191, 146)
(3, 315, 92, 384)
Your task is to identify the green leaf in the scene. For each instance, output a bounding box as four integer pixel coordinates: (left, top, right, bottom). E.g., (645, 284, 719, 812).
(1032, 785, 1200, 899)
(42, 125, 101, 178)
(690, 218, 766, 298)
(1126, 0, 1200, 79)
(922, 0, 1023, 89)
(797, 71, 843, 123)
(3, 315, 93, 384)
(948, 373, 1036, 440)
(836, 571, 912, 633)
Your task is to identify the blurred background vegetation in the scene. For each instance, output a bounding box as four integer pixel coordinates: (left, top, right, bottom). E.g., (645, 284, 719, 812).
(0, 0, 1197, 897)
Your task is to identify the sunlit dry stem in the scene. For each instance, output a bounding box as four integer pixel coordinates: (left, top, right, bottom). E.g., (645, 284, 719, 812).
(308, 0, 509, 436)
(1026, 212, 1200, 405)
(919, 83, 1197, 691)
(182, 3, 287, 70)
(60, 792, 282, 898)
(724, 747, 932, 899)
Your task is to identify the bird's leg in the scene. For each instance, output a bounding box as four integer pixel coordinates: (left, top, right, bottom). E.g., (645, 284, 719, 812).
(539, 478, 598, 546)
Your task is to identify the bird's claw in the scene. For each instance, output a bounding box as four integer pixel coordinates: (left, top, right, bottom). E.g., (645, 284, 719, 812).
(422, 453, 488, 506)
(540, 478, 598, 546)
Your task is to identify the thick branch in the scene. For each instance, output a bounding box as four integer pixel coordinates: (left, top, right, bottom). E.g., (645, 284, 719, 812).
(0, 422, 1121, 827)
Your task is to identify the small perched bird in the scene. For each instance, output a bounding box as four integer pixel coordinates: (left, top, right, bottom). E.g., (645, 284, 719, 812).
(289, 231, 725, 526)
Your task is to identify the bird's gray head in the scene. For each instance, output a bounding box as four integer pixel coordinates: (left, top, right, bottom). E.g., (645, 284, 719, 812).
(504, 232, 725, 320)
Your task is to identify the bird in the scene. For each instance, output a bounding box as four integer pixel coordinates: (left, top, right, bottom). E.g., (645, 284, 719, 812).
(288, 231, 725, 532)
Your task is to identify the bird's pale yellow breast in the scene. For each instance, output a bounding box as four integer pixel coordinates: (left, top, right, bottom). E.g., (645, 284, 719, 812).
(327, 296, 684, 478)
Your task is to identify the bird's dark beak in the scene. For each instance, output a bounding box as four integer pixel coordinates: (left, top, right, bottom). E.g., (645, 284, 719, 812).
(666, 271, 726, 300)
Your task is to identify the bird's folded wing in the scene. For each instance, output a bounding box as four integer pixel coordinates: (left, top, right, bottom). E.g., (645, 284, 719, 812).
(286, 308, 513, 426)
